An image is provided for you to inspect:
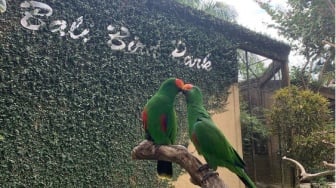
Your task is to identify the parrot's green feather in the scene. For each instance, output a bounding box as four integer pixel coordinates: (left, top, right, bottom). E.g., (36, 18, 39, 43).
(192, 118, 245, 169)
(142, 78, 182, 178)
(184, 85, 256, 188)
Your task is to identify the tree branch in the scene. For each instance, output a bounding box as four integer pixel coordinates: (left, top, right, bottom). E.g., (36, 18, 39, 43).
(132, 140, 227, 188)
(322, 40, 336, 48)
(323, 161, 336, 169)
(282, 156, 335, 181)
(325, 0, 335, 15)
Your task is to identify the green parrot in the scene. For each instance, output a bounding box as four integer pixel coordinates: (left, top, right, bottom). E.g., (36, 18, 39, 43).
(141, 78, 185, 178)
(182, 84, 256, 188)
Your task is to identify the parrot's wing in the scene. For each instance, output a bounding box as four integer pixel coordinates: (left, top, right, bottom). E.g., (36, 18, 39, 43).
(192, 117, 245, 169)
(144, 94, 177, 144)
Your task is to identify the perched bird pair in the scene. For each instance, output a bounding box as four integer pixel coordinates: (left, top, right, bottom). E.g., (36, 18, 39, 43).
(141, 78, 256, 188)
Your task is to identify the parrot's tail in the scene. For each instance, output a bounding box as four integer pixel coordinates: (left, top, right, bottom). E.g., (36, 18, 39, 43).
(229, 166, 256, 188)
(157, 160, 173, 178)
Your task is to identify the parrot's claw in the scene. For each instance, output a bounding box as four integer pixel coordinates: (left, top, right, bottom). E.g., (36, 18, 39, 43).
(198, 164, 210, 172)
(154, 144, 162, 149)
(201, 171, 219, 184)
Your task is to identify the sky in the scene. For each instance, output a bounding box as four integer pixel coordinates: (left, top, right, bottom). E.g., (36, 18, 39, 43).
(218, 0, 305, 67)
(221, 0, 279, 35)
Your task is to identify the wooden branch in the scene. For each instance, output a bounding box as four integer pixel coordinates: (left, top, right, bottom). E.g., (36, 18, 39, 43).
(325, 0, 335, 15)
(282, 156, 335, 181)
(132, 140, 227, 188)
(323, 161, 336, 169)
(322, 40, 336, 48)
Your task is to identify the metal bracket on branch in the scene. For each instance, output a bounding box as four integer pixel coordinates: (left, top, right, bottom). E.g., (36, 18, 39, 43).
(132, 140, 227, 188)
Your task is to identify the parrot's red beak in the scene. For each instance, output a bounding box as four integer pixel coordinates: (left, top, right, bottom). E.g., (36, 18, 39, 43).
(182, 84, 193, 91)
(175, 78, 185, 90)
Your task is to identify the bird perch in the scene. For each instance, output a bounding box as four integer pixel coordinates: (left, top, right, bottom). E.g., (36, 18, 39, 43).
(323, 161, 336, 169)
(132, 140, 227, 188)
(282, 156, 335, 181)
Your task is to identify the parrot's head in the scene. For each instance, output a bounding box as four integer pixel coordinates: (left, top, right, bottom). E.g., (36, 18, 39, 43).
(182, 84, 204, 104)
(158, 78, 185, 95)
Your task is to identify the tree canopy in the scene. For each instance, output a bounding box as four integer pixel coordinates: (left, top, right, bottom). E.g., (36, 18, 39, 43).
(256, 0, 335, 88)
(176, 0, 238, 22)
(267, 86, 334, 171)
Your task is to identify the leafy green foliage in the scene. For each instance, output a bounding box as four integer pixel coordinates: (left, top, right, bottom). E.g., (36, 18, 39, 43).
(240, 100, 269, 156)
(267, 86, 334, 171)
(175, 0, 201, 8)
(292, 128, 334, 169)
(173, 0, 291, 63)
(175, 0, 238, 24)
(290, 66, 311, 88)
(256, 0, 335, 88)
(238, 50, 267, 81)
(240, 102, 269, 140)
(290, 65, 335, 92)
(0, 0, 237, 187)
(198, 1, 238, 22)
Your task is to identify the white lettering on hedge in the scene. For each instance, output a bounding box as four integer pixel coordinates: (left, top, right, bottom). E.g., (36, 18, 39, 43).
(107, 25, 130, 50)
(49, 20, 67, 36)
(18, 1, 214, 71)
(171, 40, 186, 57)
(20, 1, 52, 30)
(172, 40, 212, 71)
(0, 0, 7, 13)
(107, 25, 145, 53)
(68, 16, 90, 42)
(20, 1, 90, 42)
(127, 36, 146, 53)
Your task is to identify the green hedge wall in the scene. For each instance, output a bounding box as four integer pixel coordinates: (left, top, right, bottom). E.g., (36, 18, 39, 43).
(0, 0, 237, 187)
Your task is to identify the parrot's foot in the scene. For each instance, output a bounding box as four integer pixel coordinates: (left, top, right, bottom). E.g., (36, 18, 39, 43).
(145, 133, 153, 141)
(198, 164, 210, 172)
(201, 170, 219, 184)
(154, 144, 162, 150)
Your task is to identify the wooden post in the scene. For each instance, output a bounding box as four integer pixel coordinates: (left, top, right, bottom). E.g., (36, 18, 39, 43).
(281, 60, 290, 87)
